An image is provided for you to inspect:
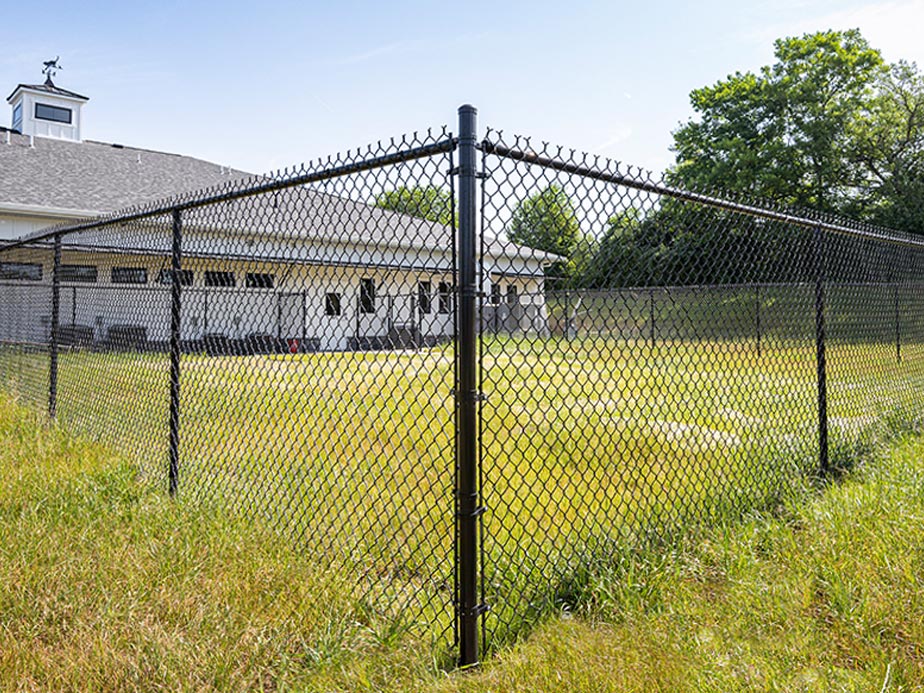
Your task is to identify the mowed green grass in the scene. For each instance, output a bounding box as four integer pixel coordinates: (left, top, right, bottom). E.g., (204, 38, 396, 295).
(2, 390, 924, 690)
(1, 334, 923, 651)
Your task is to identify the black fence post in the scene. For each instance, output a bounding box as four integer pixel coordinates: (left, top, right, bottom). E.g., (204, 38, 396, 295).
(755, 283, 761, 357)
(456, 104, 482, 668)
(169, 208, 183, 497)
(49, 234, 62, 419)
(813, 226, 829, 475)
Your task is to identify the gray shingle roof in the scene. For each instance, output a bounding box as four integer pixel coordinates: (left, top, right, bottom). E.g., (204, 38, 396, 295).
(0, 128, 249, 213)
(0, 128, 559, 269)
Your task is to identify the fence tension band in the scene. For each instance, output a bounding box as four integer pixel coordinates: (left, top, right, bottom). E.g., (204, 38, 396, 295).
(457, 603, 491, 617)
(448, 166, 488, 179)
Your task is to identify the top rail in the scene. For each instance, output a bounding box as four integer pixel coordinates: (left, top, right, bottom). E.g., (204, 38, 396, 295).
(481, 141, 924, 250)
(0, 138, 458, 253)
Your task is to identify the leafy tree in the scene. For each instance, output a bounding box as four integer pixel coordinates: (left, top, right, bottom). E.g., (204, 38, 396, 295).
(375, 185, 455, 225)
(847, 60, 924, 230)
(576, 199, 818, 289)
(671, 29, 886, 213)
(580, 208, 647, 288)
(576, 29, 924, 289)
(507, 184, 582, 286)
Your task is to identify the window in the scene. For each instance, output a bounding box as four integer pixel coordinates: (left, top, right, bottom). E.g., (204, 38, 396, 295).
(35, 103, 72, 124)
(204, 271, 235, 287)
(11, 103, 22, 131)
(490, 283, 501, 305)
(156, 269, 194, 286)
(60, 265, 97, 283)
(418, 281, 432, 315)
(438, 282, 452, 314)
(359, 278, 375, 314)
(325, 293, 342, 316)
(0, 262, 41, 281)
(111, 267, 148, 284)
(245, 272, 275, 289)
(507, 284, 519, 306)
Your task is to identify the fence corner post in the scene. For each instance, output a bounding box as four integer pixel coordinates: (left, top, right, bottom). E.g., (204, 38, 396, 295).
(169, 208, 183, 496)
(456, 103, 482, 668)
(49, 234, 62, 419)
(813, 226, 828, 476)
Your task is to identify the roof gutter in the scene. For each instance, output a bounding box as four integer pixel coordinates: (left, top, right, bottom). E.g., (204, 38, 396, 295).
(0, 201, 104, 220)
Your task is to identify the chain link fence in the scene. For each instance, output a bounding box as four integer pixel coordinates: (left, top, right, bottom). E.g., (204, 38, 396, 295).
(478, 128, 924, 652)
(1, 107, 923, 665)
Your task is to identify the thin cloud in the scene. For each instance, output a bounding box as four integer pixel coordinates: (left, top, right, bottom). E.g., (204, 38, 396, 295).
(333, 39, 430, 67)
(742, 0, 924, 65)
(595, 125, 634, 152)
(330, 30, 491, 67)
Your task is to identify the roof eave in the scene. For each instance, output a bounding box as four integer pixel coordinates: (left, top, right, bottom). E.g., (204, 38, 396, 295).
(0, 201, 102, 220)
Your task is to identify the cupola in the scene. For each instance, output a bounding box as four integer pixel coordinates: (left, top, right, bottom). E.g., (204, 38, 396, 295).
(7, 58, 88, 142)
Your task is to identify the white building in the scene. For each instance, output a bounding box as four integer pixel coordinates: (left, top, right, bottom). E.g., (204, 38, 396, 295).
(0, 73, 553, 352)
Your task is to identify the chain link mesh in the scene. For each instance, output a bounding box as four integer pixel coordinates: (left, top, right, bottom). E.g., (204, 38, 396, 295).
(478, 129, 924, 649)
(0, 129, 461, 652)
(1, 119, 923, 662)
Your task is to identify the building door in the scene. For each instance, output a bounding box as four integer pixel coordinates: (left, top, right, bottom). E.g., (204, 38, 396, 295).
(277, 293, 305, 342)
(355, 277, 387, 344)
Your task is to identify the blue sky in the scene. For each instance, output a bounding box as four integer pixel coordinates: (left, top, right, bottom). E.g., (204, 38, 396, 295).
(2, 0, 923, 176)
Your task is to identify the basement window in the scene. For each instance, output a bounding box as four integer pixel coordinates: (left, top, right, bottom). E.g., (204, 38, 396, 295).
(60, 265, 97, 283)
(325, 293, 342, 316)
(0, 262, 42, 281)
(111, 267, 148, 284)
(156, 269, 194, 286)
(245, 272, 275, 289)
(204, 271, 235, 287)
(35, 103, 72, 124)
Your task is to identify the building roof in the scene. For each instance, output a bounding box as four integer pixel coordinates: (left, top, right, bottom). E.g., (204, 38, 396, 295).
(7, 81, 90, 103)
(0, 127, 249, 215)
(0, 126, 559, 269)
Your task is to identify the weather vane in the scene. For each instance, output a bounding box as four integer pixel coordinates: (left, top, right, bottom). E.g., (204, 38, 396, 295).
(42, 56, 62, 83)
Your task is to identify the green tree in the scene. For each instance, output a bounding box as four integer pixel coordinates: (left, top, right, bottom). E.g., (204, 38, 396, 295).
(507, 184, 582, 285)
(580, 208, 646, 288)
(375, 185, 455, 225)
(670, 29, 886, 212)
(848, 60, 924, 230)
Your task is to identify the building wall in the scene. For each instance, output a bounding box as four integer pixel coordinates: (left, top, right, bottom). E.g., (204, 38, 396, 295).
(0, 247, 546, 350)
(0, 214, 53, 242)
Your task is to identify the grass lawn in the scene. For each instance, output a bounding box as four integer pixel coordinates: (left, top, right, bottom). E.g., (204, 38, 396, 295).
(1, 392, 924, 690)
(2, 333, 924, 657)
